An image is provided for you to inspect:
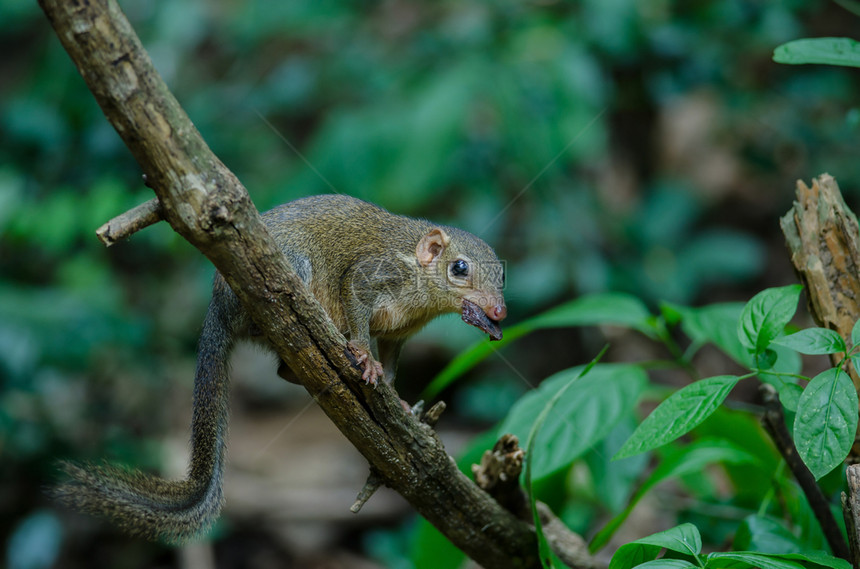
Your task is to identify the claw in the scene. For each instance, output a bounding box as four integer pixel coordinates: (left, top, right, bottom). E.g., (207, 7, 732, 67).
(347, 342, 384, 386)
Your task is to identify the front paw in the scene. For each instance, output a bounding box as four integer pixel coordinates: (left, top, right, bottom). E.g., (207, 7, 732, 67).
(347, 342, 384, 386)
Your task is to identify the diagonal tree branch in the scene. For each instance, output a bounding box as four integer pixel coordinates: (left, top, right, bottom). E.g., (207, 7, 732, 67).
(37, 0, 551, 566)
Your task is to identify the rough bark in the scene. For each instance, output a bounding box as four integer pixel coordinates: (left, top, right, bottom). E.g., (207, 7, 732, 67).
(780, 174, 860, 392)
(96, 196, 162, 246)
(37, 0, 548, 566)
(843, 465, 860, 569)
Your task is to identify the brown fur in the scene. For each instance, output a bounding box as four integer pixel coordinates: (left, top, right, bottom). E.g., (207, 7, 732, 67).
(54, 194, 506, 542)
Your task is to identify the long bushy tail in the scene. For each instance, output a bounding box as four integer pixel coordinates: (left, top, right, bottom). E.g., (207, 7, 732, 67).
(53, 289, 235, 543)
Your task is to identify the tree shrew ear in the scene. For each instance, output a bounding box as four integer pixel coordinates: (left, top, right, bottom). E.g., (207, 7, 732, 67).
(415, 228, 450, 267)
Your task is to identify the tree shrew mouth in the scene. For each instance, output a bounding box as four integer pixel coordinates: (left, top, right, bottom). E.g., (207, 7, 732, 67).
(461, 299, 503, 341)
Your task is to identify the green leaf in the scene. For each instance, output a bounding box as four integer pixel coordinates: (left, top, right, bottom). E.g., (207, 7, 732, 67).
(771, 551, 853, 569)
(421, 324, 530, 400)
(526, 292, 654, 333)
(645, 439, 758, 498)
(756, 343, 805, 412)
(756, 349, 778, 370)
(852, 354, 860, 374)
(586, 417, 651, 513)
(524, 348, 608, 569)
(410, 518, 466, 569)
(738, 285, 802, 354)
(773, 38, 860, 68)
(500, 363, 647, 479)
(591, 439, 756, 552)
(707, 552, 806, 569)
(610, 523, 702, 569)
(852, 319, 860, 349)
(614, 375, 743, 459)
(772, 328, 847, 355)
(612, 543, 663, 569)
(733, 515, 803, 554)
(635, 562, 698, 569)
(775, 382, 804, 413)
(423, 293, 653, 399)
(794, 367, 859, 479)
(642, 523, 703, 555)
(664, 302, 749, 365)
(693, 409, 781, 505)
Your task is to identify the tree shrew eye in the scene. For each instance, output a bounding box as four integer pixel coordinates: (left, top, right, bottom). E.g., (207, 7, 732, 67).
(451, 259, 469, 277)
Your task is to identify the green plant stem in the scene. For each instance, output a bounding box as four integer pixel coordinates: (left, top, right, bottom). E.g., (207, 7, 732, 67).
(752, 369, 810, 382)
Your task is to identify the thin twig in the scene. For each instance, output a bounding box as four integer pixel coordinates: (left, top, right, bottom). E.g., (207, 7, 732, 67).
(96, 197, 162, 246)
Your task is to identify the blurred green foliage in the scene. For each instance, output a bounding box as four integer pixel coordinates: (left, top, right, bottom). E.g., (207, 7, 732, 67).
(2, 0, 860, 566)
(775, 37, 860, 67)
(408, 286, 852, 569)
